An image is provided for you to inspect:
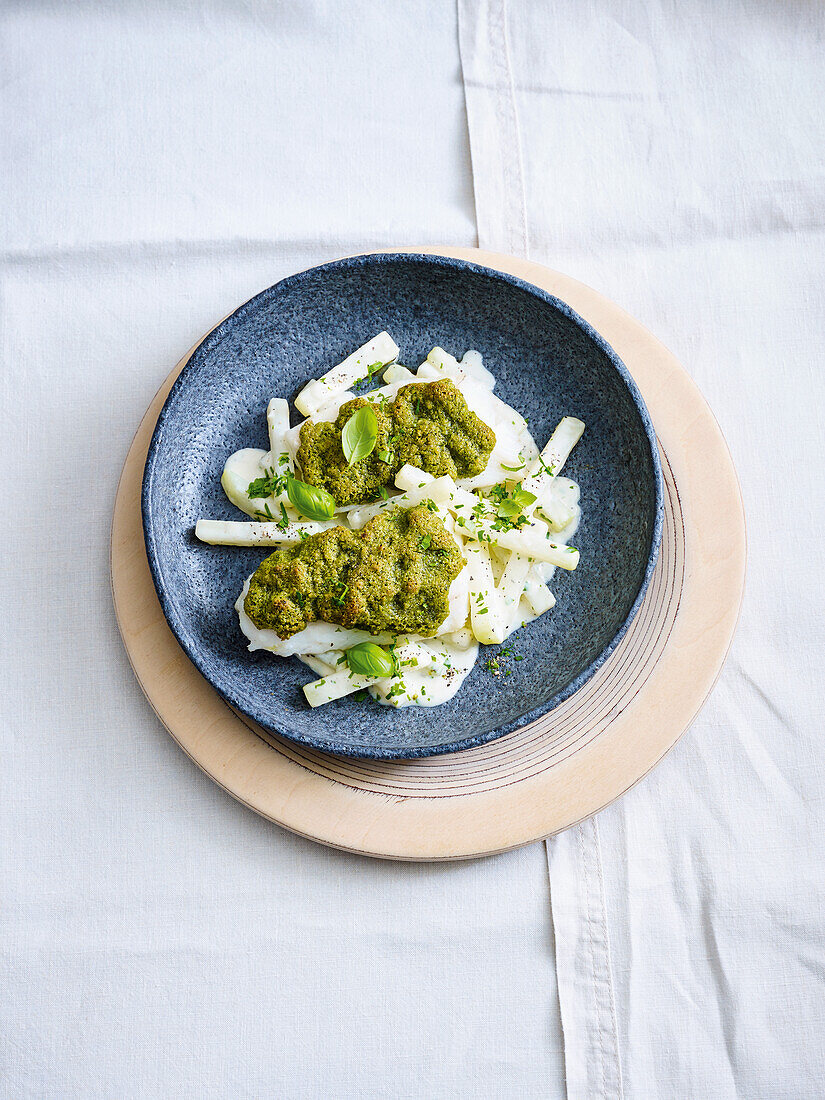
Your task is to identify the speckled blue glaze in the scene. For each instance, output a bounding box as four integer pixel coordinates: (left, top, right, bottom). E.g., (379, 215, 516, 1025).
(143, 254, 663, 759)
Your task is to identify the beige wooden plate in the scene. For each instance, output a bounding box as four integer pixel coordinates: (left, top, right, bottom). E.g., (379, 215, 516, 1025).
(112, 248, 745, 861)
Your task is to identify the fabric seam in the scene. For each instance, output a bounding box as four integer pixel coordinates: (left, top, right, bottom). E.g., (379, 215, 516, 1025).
(456, 2, 623, 1095)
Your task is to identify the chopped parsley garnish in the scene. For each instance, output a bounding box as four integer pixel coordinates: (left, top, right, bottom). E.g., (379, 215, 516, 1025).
(353, 360, 387, 390)
(485, 644, 523, 680)
(247, 469, 289, 499)
(332, 582, 349, 606)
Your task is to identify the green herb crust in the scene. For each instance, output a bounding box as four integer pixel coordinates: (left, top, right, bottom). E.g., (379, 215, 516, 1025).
(296, 379, 496, 505)
(243, 505, 464, 640)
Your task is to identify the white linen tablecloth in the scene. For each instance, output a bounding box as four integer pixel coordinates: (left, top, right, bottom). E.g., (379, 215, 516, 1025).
(2, 2, 823, 1097)
(459, 2, 825, 1096)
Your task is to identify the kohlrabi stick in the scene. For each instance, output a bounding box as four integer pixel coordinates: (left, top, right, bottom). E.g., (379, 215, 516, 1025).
(303, 669, 379, 707)
(535, 486, 576, 533)
(300, 652, 342, 678)
(523, 578, 557, 617)
(498, 552, 531, 611)
(416, 347, 467, 384)
(521, 417, 585, 498)
(382, 363, 417, 385)
(465, 544, 507, 645)
(491, 526, 579, 569)
(266, 398, 291, 460)
(294, 332, 399, 418)
(414, 363, 444, 381)
(394, 464, 435, 492)
(195, 518, 336, 546)
(347, 475, 456, 529)
(426, 346, 466, 382)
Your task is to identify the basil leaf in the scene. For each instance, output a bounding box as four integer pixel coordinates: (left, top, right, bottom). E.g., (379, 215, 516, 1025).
(341, 405, 378, 466)
(346, 642, 396, 678)
(513, 489, 537, 508)
(286, 477, 336, 521)
(376, 448, 393, 464)
(497, 499, 523, 518)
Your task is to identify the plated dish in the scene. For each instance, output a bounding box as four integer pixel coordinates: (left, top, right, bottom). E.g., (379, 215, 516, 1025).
(142, 253, 662, 757)
(194, 333, 585, 709)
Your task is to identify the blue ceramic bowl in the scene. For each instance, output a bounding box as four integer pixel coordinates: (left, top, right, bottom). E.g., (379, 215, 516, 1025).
(143, 254, 663, 758)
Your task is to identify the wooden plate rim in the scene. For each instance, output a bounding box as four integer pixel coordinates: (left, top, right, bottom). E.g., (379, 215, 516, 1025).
(111, 247, 746, 860)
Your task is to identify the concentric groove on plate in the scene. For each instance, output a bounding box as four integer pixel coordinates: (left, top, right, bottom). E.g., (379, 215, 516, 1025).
(239, 446, 685, 797)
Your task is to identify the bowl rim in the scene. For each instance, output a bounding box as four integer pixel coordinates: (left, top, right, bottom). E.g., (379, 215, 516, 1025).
(142, 252, 664, 759)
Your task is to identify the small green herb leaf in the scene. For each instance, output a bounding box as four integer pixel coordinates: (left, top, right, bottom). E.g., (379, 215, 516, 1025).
(513, 489, 537, 508)
(346, 642, 396, 678)
(286, 477, 336, 521)
(501, 462, 525, 472)
(376, 448, 393, 464)
(419, 534, 432, 550)
(341, 405, 378, 465)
